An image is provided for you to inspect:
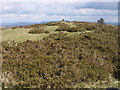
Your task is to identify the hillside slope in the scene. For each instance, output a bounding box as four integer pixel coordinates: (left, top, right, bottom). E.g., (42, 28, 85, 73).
(1, 21, 117, 42)
(1, 21, 119, 88)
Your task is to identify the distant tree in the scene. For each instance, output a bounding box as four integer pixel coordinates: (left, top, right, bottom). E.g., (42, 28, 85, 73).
(97, 18, 105, 24)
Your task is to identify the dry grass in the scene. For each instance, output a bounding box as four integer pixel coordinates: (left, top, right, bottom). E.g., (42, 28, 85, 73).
(1, 72, 17, 88)
(60, 21, 76, 27)
(1, 22, 83, 43)
(1, 26, 59, 43)
(1, 21, 119, 88)
(74, 74, 120, 88)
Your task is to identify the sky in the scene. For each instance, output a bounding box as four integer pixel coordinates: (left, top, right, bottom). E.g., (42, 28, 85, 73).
(0, 0, 119, 23)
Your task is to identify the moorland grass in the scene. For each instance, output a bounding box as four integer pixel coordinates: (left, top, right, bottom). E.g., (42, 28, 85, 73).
(2, 25, 119, 88)
(2, 26, 59, 43)
(1, 21, 119, 88)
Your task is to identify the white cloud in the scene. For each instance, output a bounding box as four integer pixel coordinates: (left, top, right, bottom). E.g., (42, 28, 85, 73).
(79, 8, 118, 16)
(3, 6, 12, 10)
(2, 2, 117, 16)
(44, 7, 117, 16)
(19, 14, 28, 17)
(1, 2, 118, 23)
(2, 13, 117, 23)
(2, 0, 119, 2)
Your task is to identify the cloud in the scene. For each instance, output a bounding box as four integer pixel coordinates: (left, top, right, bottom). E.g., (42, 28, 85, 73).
(2, 2, 46, 14)
(2, 13, 117, 23)
(2, 0, 119, 2)
(45, 8, 117, 16)
(2, 2, 117, 15)
(75, 2, 118, 10)
(1, 2, 118, 23)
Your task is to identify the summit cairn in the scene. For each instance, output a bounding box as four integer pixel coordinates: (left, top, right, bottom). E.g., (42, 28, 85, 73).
(97, 18, 105, 24)
(62, 19, 64, 21)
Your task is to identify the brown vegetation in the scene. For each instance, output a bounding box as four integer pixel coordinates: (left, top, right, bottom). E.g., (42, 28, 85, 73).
(1, 21, 119, 88)
(29, 28, 49, 34)
(55, 24, 70, 31)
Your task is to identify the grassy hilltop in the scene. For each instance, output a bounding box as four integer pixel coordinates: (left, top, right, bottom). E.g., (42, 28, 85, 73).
(1, 21, 101, 42)
(1, 21, 119, 88)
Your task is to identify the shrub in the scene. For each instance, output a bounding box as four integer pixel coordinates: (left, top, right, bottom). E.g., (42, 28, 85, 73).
(2, 22, 118, 88)
(46, 22, 62, 26)
(67, 27, 84, 32)
(11, 26, 23, 29)
(55, 24, 70, 31)
(44, 32, 68, 41)
(44, 31, 49, 33)
(94, 25, 118, 34)
(29, 28, 45, 34)
(23, 24, 46, 28)
(86, 26, 95, 30)
(12, 27, 16, 29)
